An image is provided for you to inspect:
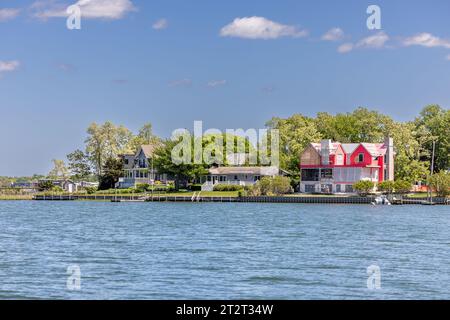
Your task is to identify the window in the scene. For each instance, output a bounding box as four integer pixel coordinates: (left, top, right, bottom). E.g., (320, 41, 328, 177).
(336, 184, 341, 193)
(301, 169, 319, 181)
(124, 159, 129, 165)
(305, 185, 315, 193)
(234, 175, 238, 180)
(357, 153, 364, 163)
(320, 169, 333, 179)
(254, 175, 261, 181)
(345, 185, 354, 193)
(321, 184, 332, 193)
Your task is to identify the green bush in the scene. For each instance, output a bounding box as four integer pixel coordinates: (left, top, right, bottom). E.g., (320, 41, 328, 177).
(378, 181, 395, 194)
(84, 186, 97, 194)
(429, 171, 450, 197)
(247, 176, 293, 196)
(135, 183, 150, 193)
(394, 180, 412, 194)
(353, 180, 375, 196)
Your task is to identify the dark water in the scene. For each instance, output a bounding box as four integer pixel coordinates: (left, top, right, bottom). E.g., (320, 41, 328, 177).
(0, 201, 449, 299)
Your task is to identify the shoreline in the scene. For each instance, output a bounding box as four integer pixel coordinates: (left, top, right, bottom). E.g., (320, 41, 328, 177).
(24, 194, 450, 205)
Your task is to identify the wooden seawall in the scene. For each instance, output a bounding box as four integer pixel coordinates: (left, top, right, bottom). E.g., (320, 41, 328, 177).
(33, 195, 448, 204)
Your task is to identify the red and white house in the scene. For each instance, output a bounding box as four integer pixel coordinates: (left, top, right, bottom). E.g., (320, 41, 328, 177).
(299, 137, 394, 193)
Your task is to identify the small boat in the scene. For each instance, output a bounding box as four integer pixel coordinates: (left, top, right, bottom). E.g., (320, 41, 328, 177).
(371, 195, 391, 206)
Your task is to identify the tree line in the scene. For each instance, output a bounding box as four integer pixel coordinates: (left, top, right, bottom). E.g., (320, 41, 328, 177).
(2, 105, 447, 191)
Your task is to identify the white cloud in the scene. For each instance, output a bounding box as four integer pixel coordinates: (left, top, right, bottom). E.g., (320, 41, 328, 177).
(220, 16, 308, 40)
(0, 60, 20, 73)
(356, 32, 389, 49)
(32, 0, 136, 20)
(207, 80, 226, 88)
(338, 43, 354, 53)
(0, 8, 20, 22)
(337, 32, 389, 53)
(169, 78, 192, 87)
(402, 33, 450, 49)
(322, 28, 344, 41)
(153, 18, 168, 30)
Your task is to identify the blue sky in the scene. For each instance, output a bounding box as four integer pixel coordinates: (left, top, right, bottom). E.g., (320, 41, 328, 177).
(1, 0, 449, 176)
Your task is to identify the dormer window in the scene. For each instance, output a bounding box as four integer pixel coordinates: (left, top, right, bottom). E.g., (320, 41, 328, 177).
(357, 153, 364, 163)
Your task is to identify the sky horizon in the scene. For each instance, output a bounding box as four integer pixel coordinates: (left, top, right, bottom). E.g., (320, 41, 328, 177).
(1, 0, 449, 176)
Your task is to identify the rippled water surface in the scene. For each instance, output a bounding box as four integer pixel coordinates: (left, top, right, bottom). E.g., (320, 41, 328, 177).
(0, 201, 449, 299)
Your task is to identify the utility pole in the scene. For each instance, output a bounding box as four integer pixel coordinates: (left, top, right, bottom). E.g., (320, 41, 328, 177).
(428, 140, 436, 203)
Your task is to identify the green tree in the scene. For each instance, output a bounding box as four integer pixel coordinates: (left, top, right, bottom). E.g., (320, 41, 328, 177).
(37, 180, 54, 191)
(353, 180, 375, 196)
(67, 149, 91, 180)
(315, 107, 393, 143)
(48, 159, 69, 179)
(127, 123, 161, 153)
(394, 180, 412, 194)
(271, 176, 293, 195)
(378, 181, 395, 194)
(266, 114, 322, 173)
(98, 157, 124, 190)
(85, 121, 133, 176)
(153, 139, 208, 190)
(415, 105, 450, 173)
(429, 171, 450, 198)
(384, 121, 428, 182)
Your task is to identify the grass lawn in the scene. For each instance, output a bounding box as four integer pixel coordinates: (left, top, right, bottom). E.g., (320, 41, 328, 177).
(0, 194, 34, 200)
(405, 192, 438, 198)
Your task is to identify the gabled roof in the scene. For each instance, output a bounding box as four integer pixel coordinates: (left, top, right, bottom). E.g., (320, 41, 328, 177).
(341, 143, 359, 154)
(136, 144, 161, 158)
(310, 143, 341, 154)
(308, 141, 388, 157)
(361, 143, 387, 157)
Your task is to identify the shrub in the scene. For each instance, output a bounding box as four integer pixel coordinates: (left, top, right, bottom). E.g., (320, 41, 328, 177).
(353, 180, 375, 196)
(271, 176, 293, 195)
(429, 171, 450, 197)
(247, 176, 293, 196)
(378, 181, 395, 194)
(84, 186, 97, 194)
(213, 184, 244, 192)
(37, 180, 54, 191)
(394, 180, 412, 194)
(135, 183, 150, 193)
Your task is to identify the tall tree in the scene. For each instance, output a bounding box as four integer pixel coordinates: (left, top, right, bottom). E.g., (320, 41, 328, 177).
(98, 157, 124, 190)
(48, 159, 69, 179)
(384, 121, 428, 182)
(415, 105, 450, 173)
(153, 139, 208, 190)
(67, 149, 92, 181)
(315, 107, 393, 143)
(126, 123, 160, 153)
(85, 121, 133, 176)
(266, 114, 322, 172)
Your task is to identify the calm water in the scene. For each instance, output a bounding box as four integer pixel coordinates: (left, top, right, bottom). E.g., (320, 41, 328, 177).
(0, 201, 449, 299)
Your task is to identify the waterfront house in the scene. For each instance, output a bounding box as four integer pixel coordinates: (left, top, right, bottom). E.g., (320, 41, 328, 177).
(299, 137, 394, 194)
(197, 151, 288, 191)
(117, 144, 171, 188)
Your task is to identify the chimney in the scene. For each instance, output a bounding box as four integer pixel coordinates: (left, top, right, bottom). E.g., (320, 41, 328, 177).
(321, 139, 332, 165)
(384, 137, 394, 181)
